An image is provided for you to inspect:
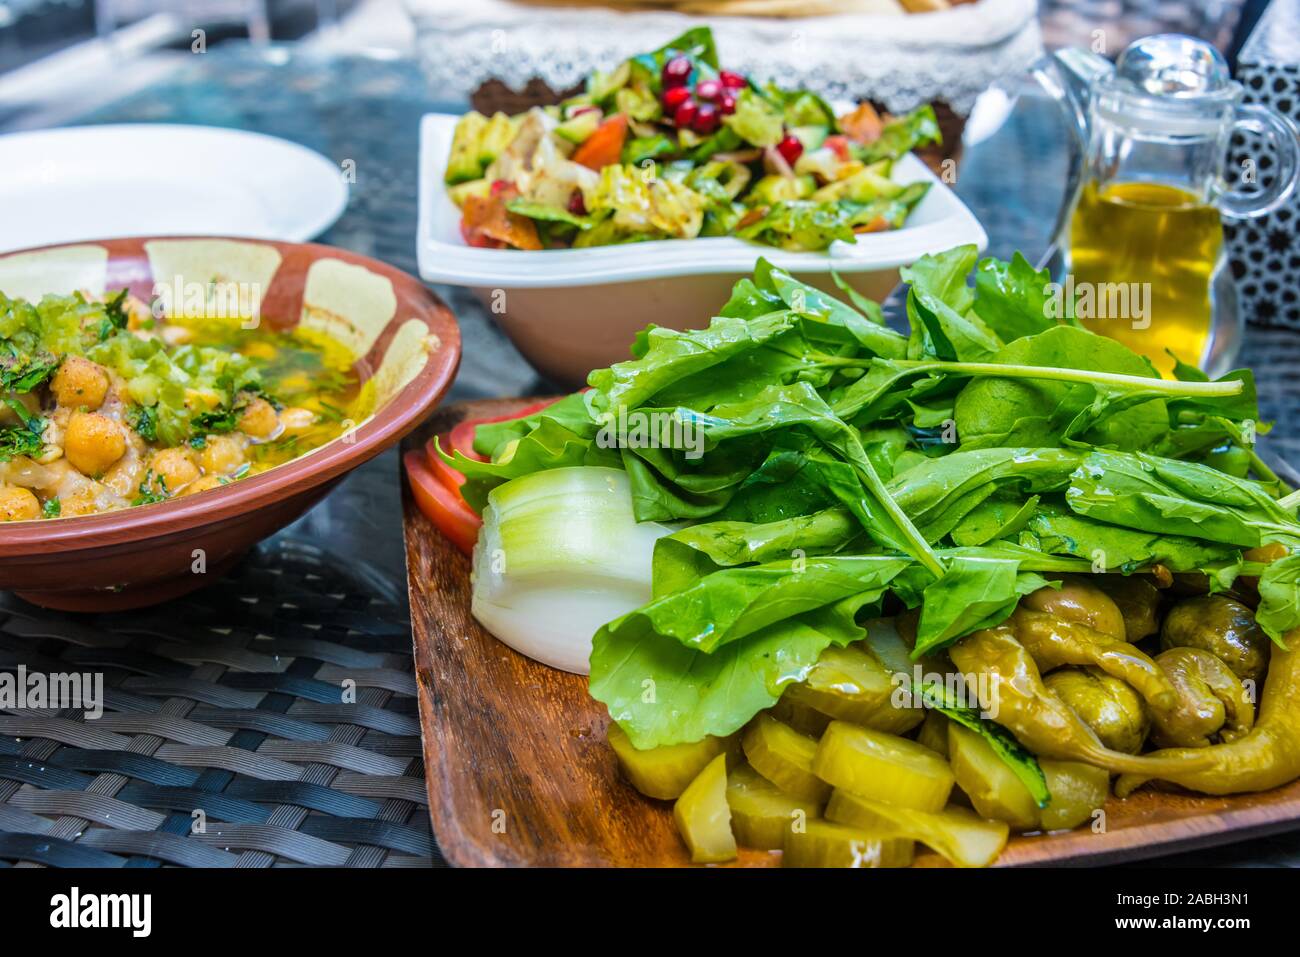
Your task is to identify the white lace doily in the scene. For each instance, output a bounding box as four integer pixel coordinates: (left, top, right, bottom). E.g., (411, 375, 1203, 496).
(408, 0, 1042, 115)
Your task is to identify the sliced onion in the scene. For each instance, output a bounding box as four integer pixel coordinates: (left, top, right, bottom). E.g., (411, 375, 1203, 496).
(470, 466, 671, 674)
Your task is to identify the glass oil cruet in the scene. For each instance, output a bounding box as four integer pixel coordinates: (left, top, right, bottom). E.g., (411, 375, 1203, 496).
(1036, 34, 1299, 376)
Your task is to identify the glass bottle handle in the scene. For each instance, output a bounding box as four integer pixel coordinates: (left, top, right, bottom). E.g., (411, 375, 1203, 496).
(1218, 104, 1300, 219)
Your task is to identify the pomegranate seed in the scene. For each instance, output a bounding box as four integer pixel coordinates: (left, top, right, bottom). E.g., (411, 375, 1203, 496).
(695, 78, 722, 102)
(662, 86, 691, 111)
(490, 179, 513, 196)
(673, 100, 698, 128)
(776, 134, 803, 166)
(567, 190, 587, 216)
(718, 93, 737, 115)
(719, 70, 747, 89)
(662, 56, 692, 88)
(692, 102, 720, 134)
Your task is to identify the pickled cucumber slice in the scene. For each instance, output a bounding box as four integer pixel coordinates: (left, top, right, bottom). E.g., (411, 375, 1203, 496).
(948, 722, 1039, 830)
(782, 819, 914, 868)
(673, 754, 737, 863)
(812, 721, 954, 811)
(916, 711, 950, 757)
(726, 764, 822, 850)
(826, 789, 1009, 868)
(607, 723, 728, 800)
(446, 111, 488, 184)
(1039, 760, 1109, 831)
(743, 714, 831, 804)
(785, 643, 921, 735)
(769, 695, 831, 738)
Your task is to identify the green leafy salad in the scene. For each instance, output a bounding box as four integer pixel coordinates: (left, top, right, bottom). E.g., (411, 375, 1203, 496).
(444, 27, 939, 252)
(435, 244, 1300, 866)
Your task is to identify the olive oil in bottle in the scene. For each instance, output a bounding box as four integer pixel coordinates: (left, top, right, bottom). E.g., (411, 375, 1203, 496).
(1068, 181, 1223, 374)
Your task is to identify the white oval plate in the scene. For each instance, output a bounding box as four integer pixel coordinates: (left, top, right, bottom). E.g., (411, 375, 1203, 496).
(0, 124, 348, 253)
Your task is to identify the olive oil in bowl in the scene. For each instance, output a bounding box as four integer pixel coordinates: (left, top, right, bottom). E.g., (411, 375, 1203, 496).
(1068, 181, 1222, 374)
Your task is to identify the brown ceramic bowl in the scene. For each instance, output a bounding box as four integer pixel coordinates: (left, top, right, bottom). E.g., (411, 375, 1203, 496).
(0, 237, 460, 611)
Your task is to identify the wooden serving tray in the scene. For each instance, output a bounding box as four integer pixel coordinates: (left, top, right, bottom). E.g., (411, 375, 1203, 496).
(404, 399, 1300, 867)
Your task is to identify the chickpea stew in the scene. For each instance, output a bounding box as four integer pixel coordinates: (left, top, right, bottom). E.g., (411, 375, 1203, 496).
(0, 288, 371, 521)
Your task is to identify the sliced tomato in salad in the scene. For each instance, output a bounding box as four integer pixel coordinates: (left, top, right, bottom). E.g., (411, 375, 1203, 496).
(461, 186, 543, 251)
(571, 114, 628, 171)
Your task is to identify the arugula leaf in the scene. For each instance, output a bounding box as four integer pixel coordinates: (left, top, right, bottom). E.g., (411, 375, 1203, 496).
(642, 26, 718, 72)
(651, 507, 859, 594)
(505, 198, 593, 230)
(949, 494, 1041, 546)
(1257, 553, 1300, 646)
(886, 446, 1082, 543)
(972, 252, 1056, 342)
(1066, 449, 1300, 549)
(911, 557, 1054, 657)
(594, 609, 852, 750)
(754, 259, 905, 358)
(953, 326, 1168, 451)
(591, 560, 906, 748)
(1017, 500, 1238, 571)
(587, 312, 796, 414)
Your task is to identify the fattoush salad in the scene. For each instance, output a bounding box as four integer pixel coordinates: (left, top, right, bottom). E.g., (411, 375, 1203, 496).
(406, 245, 1300, 866)
(443, 28, 940, 252)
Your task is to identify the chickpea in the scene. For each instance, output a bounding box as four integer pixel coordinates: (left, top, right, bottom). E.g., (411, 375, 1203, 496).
(50, 356, 110, 410)
(279, 406, 317, 436)
(149, 447, 200, 491)
(179, 474, 227, 497)
(198, 433, 246, 476)
(64, 412, 126, 476)
(0, 487, 40, 521)
(236, 396, 279, 439)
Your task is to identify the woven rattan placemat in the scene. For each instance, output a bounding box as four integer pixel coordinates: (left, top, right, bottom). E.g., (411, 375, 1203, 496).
(0, 531, 436, 868)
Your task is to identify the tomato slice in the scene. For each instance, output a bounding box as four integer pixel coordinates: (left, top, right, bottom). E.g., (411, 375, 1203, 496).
(571, 114, 629, 170)
(424, 434, 468, 493)
(416, 397, 568, 538)
(404, 450, 481, 556)
(823, 134, 852, 162)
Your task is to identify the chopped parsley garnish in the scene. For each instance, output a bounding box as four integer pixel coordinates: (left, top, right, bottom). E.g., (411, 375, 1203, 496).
(41, 497, 60, 518)
(128, 405, 159, 442)
(189, 435, 207, 450)
(0, 398, 45, 462)
(0, 349, 59, 393)
(190, 409, 239, 434)
(103, 289, 131, 331)
(132, 470, 169, 506)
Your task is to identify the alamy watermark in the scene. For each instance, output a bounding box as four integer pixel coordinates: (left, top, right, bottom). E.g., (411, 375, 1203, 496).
(889, 666, 1000, 720)
(1044, 275, 1151, 330)
(1, 666, 103, 719)
(593, 404, 706, 460)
